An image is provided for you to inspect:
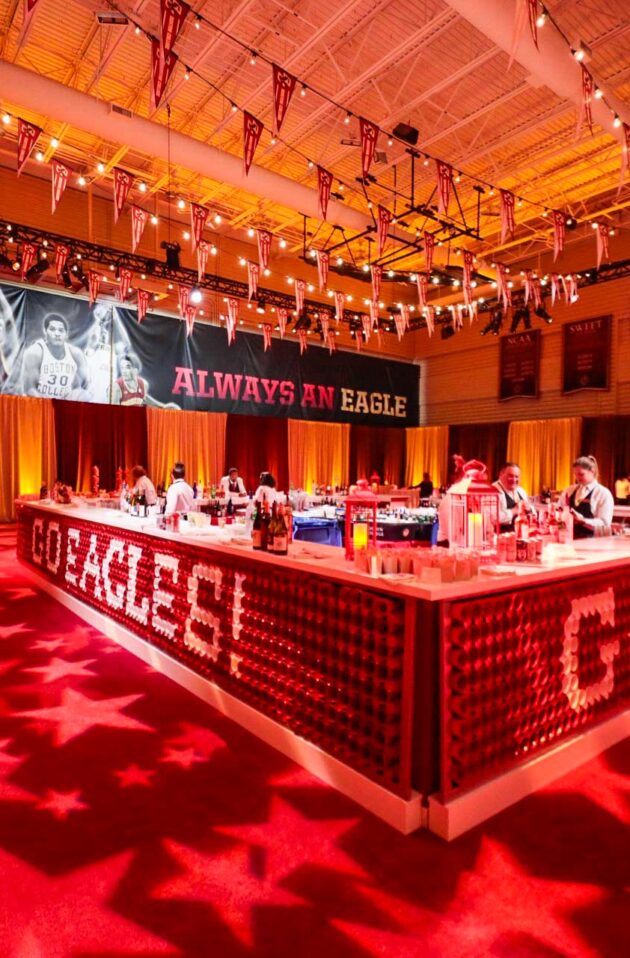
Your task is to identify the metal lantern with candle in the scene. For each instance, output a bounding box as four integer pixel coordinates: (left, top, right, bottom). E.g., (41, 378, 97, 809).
(345, 479, 378, 560)
(448, 459, 499, 557)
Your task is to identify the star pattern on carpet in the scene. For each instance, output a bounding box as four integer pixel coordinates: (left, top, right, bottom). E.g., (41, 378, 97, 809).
(4, 587, 38, 600)
(154, 839, 305, 946)
(30, 637, 67, 653)
(0, 737, 36, 803)
(23, 656, 98, 684)
(165, 722, 226, 759)
(36, 788, 89, 820)
(15, 688, 155, 746)
(159, 746, 207, 769)
(0, 622, 33, 639)
(114, 764, 156, 788)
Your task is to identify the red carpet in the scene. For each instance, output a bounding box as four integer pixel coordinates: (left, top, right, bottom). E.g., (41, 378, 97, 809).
(0, 526, 628, 957)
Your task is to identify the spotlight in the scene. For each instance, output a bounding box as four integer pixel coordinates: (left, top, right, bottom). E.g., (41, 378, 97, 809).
(190, 288, 203, 304)
(256, 298, 266, 314)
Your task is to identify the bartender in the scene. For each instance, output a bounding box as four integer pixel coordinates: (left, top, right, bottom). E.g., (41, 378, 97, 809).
(493, 462, 534, 532)
(253, 471, 281, 507)
(165, 461, 194, 516)
(220, 466, 246, 497)
(130, 465, 157, 505)
(559, 455, 614, 538)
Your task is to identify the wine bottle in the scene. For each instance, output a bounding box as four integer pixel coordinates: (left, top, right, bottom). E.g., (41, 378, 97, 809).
(261, 501, 271, 552)
(273, 504, 289, 555)
(267, 502, 277, 552)
(252, 502, 263, 550)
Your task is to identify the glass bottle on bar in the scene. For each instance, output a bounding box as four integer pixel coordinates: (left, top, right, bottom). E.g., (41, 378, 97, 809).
(261, 501, 271, 552)
(252, 501, 263, 550)
(273, 503, 289, 555)
(266, 502, 277, 552)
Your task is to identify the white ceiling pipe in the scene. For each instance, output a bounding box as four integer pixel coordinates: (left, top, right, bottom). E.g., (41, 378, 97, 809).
(443, 0, 630, 142)
(0, 60, 373, 234)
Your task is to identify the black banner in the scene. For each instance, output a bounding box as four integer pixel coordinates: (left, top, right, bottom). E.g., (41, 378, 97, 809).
(562, 315, 611, 394)
(499, 329, 540, 401)
(0, 283, 419, 426)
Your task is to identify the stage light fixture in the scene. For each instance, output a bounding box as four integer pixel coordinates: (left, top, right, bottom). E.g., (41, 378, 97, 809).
(256, 298, 266, 314)
(161, 240, 181, 270)
(190, 288, 203, 304)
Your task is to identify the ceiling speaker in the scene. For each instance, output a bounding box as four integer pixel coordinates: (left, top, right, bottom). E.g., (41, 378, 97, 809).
(393, 122, 419, 146)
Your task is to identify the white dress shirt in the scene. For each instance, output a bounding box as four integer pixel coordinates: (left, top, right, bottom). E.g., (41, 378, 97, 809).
(165, 478, 194, 515)
(131, 475, 157, 505)
(492, 481, 533, 526)
(253, 484, 282, 507)
(220, 474, 247, 496)
(559, 481, 614, 535)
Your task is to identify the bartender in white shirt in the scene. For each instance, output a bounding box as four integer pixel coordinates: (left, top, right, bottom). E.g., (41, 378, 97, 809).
(164, 461, 194, 516)
(220, 466, 247, 497)
(559, 455, 614, 538)
(493, 462, 535, 532)
(130, 465, 157, 505)
(253, 471, 281, 507)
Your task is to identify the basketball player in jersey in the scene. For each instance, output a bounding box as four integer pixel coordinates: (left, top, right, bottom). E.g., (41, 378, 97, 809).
(22, 313, 90, 400)
(0, 287, 20, 392)
(85, 304, 115, 404)
(112, 354, 179, 408)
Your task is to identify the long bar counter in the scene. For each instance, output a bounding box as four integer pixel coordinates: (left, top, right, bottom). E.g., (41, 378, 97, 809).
(16, 501, 630, 837)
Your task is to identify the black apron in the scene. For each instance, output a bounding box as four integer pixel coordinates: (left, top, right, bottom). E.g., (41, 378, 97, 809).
(228, 479, 240, 493)
(569, 487, 595, 538)
(499, 485, 521, 533)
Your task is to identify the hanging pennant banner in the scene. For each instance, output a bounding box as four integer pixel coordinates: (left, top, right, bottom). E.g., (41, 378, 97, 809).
(54, 244, 70, 282)
(370, 264, 382, 301)
(620, 123, 630, 185)
(262, 323, 272, 352)
(394, 312, 405, 342)
(334, 290, 345, 324)
(276, 307, 288, 338)
(523, 268, 534, 304)
(247, 261, 259, 301)
(552, 210, 567, 260)
(497, 263, 512, 309)
(425, 305, 435, 338)
(326, 330, 336, 355)
(368, 300, 379, 330)
(151, 40, 178, 110)
(88, 270, 100, 305)
(316, 250, 329, 291)
(197, 239, 209, 281)
(113, 168, 134, 224)
(243, 112, 264, 176)
(190, 203, 209, 250)
(17, 119, 42, 176)
(436, 160, 453, 214)
(361, 315, 371, 342)
(500, 189, 515, 243)
(566, 274, 578, 303)
(509, 0, 539, 68)
(297, 328, 307, 355)
(377, 206, 392, 257)
(532, 278, 542, 310)
(423, 231, 435, 273)
(118, 267, 133, 302)
(131, 206, 148, 253)
(137, 288, 150, 323)
(359, 117, 379, 179)
(161, 0, 190, 57)
(178, 284, 190, 316)
(560, 273, 569, 301)
(468, 300, 478, 323)
(596, 223, 610, 268)
(462, 250, 474, 305)
(226, 298, 239, 344)
(416, 272, 428, 309)
(551, 273, 561, 305)
(20, 242, 38, 280)
(320, 310, 330, 341)
(24, 0, 41, 16)
(295, 278, 306, 314)
(184, 303, 197, 338)
(578, 64, 594, 136)
(272, 64, 297, 135)
(354, 327, 362, 353)
(401, 303, 410, 330)
(257, 229, 272, 270)
(317, 166, 333, 221)
(51, 159, 70, 214)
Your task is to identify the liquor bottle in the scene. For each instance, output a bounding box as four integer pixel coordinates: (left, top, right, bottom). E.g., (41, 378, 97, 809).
(514, 501, 529, 540)
(267, 502, 277, 552)
(274, 504, 289, 555)
(226, 497, 235, 523)
(260, 502, 271, 552)
(210, 483, 216, 499)
(192, 481, 198, 499)
(285, 501, 293, 543)
(252, 502, 263, 549)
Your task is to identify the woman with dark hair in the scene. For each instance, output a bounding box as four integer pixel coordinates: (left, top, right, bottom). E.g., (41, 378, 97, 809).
(130, 465, 157, 506)
(253, 471, 280, 507)
(559, 455, 614, 538)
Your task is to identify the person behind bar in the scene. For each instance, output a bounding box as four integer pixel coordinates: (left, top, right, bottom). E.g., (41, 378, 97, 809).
(253, 471, 280, 507)
(493, 462, 535, 532)
(130, 465, 157, 506)
(559, 455, 614, 538)
(220, 466, 247, 497)
(165, 462, 194, 516)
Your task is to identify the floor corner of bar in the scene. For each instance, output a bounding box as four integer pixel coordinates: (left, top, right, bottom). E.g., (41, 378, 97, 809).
(1, 4, 629, 952)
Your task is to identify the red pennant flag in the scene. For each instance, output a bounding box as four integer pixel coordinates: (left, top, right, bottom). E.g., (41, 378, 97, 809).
(334, 290, 345, 324)
(317, 166, 333, 221)
(355, 326, 362, 353)
(197, 239, 209, 281)
(243, 112, 264, 176)
(118, 267, 133, 302)
(401, 303, 410, 330)
(369, 300, 379, 330)
(555, 213, 570, 261)
(500, 189, 516, 243)
(24, 0, 40, 16)
(560, 274, 569, 301)
(272, 64, 297, 135)
(621, 123, 630, 183)
(113, 167, 134, 224)
(178, 284, 190, 316)
(376, 206, 392, 258)
(190, 203, 208, 250)
(423, 231, 435, 272)
(320, 310, 330, 341)
(359, 117, 379, 179)
(51, 159, 70, 214)
(532, 278, 542, 310)
(295, 278, 306, 314)
(257, 229, 272, 270)
(496, 263, 512, 309)
(17, 119, 42, 176)
(248, 262, 259, 301)
(88, 270, 101, 305)
(523, 268, 533, 304)
(551, 273, 560, 306)
(20, 242, 38, 280)
(276, 307, 288, 338)
(316, 250, 329, 291)
(263, 323, 272, 352)
(566, 274, 578, 303)
(425, 305, 435, 338)
(326, 331, 336, 355)
(297, 328, 307, 355)
(184, 303, 197, 337)
(361, 315, 371, 342)
(161, 0, 190, 57)
(370, 264, 382, 301)
(596, 223, 610, 269)
(54, 244, 70, 282)
(416, 272, 428, 309)
(131, 206, 148, 253)
(436, 160, 453, 214)
(462, 250, 474, 305)
(137, 288, 150, 323)
(394, 313, 405, 342)
(226, 298, 239, 344)
(578, 65, 594, 136)
(151, 40, 178, 110)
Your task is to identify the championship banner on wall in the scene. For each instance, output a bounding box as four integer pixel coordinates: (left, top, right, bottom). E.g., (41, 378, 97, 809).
(562, 315, 611, 394)
(0, 282, 419, 425)
(499, 329, 540, 401)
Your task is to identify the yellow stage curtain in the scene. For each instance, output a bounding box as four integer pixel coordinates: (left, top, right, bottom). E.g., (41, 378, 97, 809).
(147, 408, 227, 488)
(405, 425, 449, 488)
(0, 395, 57, 521)
(287, 420, 350, 490)
(507, 417, 582, 493)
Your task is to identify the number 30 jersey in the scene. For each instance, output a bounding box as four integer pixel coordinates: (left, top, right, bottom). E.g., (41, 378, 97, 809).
(36, 340, 78, 398)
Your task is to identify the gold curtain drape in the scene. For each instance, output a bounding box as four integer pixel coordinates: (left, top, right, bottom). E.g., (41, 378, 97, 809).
(405, 425, 449, 488)
(287, 419, 350, 490)
(147, 408, 227, 488)
(0, 395, 57, 521)
(507, 417, 582, 493)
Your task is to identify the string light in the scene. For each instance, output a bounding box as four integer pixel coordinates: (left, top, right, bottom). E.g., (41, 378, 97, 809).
(594, 88, 603, 99)
(50, 138, 59, 149)
(279, 238, 287, 249)
(344, 112, 351, 125)
(300, 85, 307, 97)
(613, 115, 621, 128)
(177, 198, 186, 209)
(2, 113, 10, 125)
(97, 162, 105, 174)
(249, 50, 257, 66)
(536, 12, 546, 27)
(150, 215, 159, 225)
(35, 151, 44, 162)
(77, 175, 86, 186)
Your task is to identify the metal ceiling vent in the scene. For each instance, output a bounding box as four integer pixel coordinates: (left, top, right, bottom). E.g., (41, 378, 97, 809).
(96, 12, 129, 25)
(109, 103, 134, 119)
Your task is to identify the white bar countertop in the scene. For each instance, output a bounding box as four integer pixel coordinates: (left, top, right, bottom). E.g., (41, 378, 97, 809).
(19, 500, 630, 604)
